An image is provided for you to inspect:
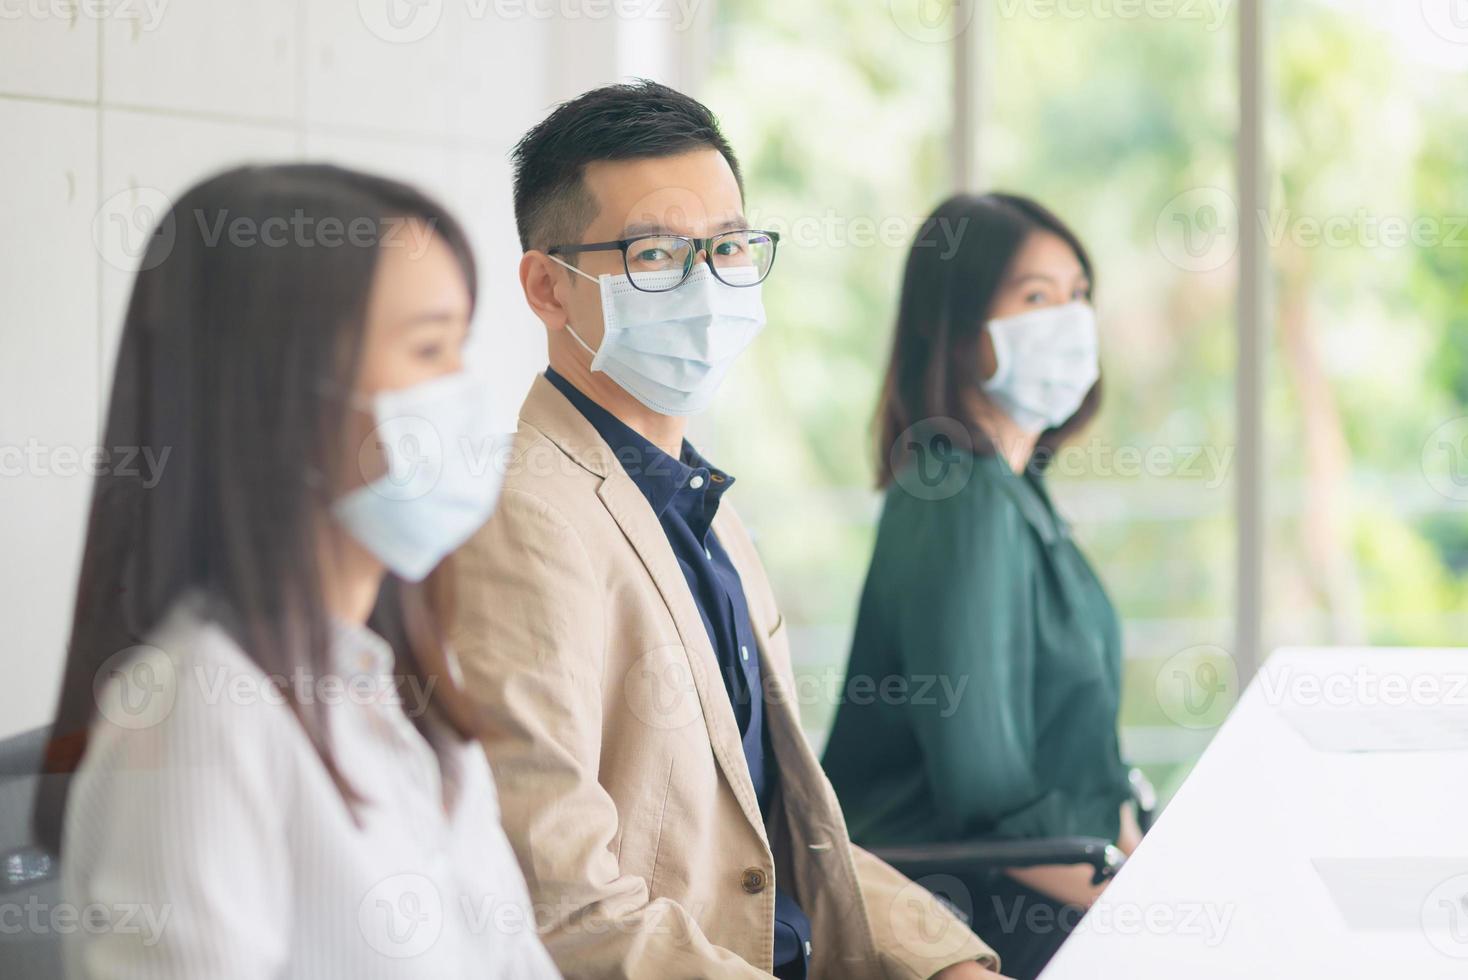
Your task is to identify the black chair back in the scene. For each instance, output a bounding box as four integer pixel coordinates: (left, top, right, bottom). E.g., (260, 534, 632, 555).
(0, 726, 63, 980)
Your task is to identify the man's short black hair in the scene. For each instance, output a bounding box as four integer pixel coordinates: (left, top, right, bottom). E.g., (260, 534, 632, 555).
(511, 79, 744, 253)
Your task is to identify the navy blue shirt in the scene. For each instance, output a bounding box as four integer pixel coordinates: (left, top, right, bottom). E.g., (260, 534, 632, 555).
(546, 369, 811, 973)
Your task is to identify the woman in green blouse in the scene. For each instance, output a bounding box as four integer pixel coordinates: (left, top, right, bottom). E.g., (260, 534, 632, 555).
(822, 192, 1141, 980)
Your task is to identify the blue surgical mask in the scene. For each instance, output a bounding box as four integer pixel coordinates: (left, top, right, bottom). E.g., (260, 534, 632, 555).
(982, 301, 1100, 433)
(332, 371, 510, 581)
(550, 257, 766, 416)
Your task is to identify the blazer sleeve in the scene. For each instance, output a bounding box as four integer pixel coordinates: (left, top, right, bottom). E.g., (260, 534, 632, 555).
(895, 485, 1068, 841)
(848, 844, 1001, 978)
(449, 486, 768, 980)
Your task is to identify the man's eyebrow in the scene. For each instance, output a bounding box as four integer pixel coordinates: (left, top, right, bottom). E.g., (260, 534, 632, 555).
(618, 215, 750, 238)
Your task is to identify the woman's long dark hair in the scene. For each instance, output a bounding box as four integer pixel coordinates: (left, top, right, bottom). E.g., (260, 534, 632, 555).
(35, 163, 483, 853)
(875, 192, 1101, 487)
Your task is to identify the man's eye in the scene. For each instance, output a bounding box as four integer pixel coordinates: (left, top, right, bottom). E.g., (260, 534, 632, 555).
(635, 248, 669, 262)
(1025, 291, 1048, 305)
(715, 240, 745, 256)
(414, 343, 445, 360)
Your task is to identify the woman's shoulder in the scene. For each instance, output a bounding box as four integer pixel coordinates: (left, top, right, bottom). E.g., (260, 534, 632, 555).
(85, 593, 302, 765)
(880, 450, 1030, 539)
(62, 596, 305, 921)
(152, 594, 292, 703)
(867, 454, 1042, 608)
(148, 591, 268, 670)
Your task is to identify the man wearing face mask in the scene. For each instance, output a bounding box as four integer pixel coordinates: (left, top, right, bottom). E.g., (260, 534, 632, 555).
(448, 82, 1001, 980)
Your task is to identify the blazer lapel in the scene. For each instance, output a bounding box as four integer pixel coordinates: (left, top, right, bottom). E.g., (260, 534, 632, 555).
(713, 512, 819, 798)
(518, 376, 769, 840)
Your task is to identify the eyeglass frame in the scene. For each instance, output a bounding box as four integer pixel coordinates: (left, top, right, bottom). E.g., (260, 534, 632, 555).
(546, 229, 781, 292)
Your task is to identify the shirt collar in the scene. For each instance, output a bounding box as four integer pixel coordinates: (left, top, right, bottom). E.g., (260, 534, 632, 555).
(544, 368, 735, 517)
(328, 617, 396, 677)
(976, 452, 1067, 544)
(189, 588, 397, 678)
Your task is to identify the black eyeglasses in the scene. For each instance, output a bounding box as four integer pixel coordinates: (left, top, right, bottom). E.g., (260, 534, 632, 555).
(548, 229, 780, 293)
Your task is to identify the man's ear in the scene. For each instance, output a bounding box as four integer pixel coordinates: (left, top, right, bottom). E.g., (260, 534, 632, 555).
(519, 251, 569, 332)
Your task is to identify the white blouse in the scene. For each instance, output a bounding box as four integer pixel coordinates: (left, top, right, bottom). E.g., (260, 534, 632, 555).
(62, 595, 561, 980)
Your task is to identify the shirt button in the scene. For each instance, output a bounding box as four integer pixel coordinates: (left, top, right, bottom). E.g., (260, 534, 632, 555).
(740, 645, 749, 662)
(740, 867, 767, 894)
(689, 474, 705, 489)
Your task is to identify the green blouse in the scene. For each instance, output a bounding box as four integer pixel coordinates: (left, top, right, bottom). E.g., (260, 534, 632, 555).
(823, 449, 1131, 847)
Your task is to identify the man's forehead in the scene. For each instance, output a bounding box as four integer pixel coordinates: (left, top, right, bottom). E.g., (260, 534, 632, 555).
(582, 152, 743, 237)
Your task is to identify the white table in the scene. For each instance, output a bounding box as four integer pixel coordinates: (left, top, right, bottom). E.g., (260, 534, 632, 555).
(1040, 647, 1468, 980)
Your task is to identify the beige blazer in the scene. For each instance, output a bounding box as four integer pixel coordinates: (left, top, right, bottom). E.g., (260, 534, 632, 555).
(450, 376, 996, 979)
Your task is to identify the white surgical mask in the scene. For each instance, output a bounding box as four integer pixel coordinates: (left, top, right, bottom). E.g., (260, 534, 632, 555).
(551, 257, 766, 416)
(332, 371, 511, 582)
(982, 301, 1100, 433)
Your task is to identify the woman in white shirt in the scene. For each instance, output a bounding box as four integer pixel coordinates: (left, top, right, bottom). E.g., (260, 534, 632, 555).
(32, 163, 560, 980)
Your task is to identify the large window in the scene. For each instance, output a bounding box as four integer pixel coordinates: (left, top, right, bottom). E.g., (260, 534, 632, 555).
(699, 0, 953, 742)
(701, 0, 1468, 802)
(1264, 1, 1468, 650)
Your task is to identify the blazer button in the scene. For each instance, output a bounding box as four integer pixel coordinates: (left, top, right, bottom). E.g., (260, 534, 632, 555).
(740, 867, 767, 894)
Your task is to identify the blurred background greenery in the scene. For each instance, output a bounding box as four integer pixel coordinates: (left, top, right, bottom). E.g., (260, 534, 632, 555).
(694, 0, 1468, 804)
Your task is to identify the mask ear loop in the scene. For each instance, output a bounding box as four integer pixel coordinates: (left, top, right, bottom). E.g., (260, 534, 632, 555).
(547, 253, 604, 359)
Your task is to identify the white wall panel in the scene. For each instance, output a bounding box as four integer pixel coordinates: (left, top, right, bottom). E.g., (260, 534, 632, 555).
(0, 5, 99, 101)
(304, 2, 457, 138)
(0, 9, 653, 739)
(97, 109, 297, 380)
(0, 101, 100, 735)
(102, 0, 298, 120)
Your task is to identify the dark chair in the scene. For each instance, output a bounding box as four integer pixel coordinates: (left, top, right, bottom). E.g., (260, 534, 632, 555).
(0, 725, 63, 980)
(866, 768, 1157, 924)
(1130, 766, 1158, 834)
